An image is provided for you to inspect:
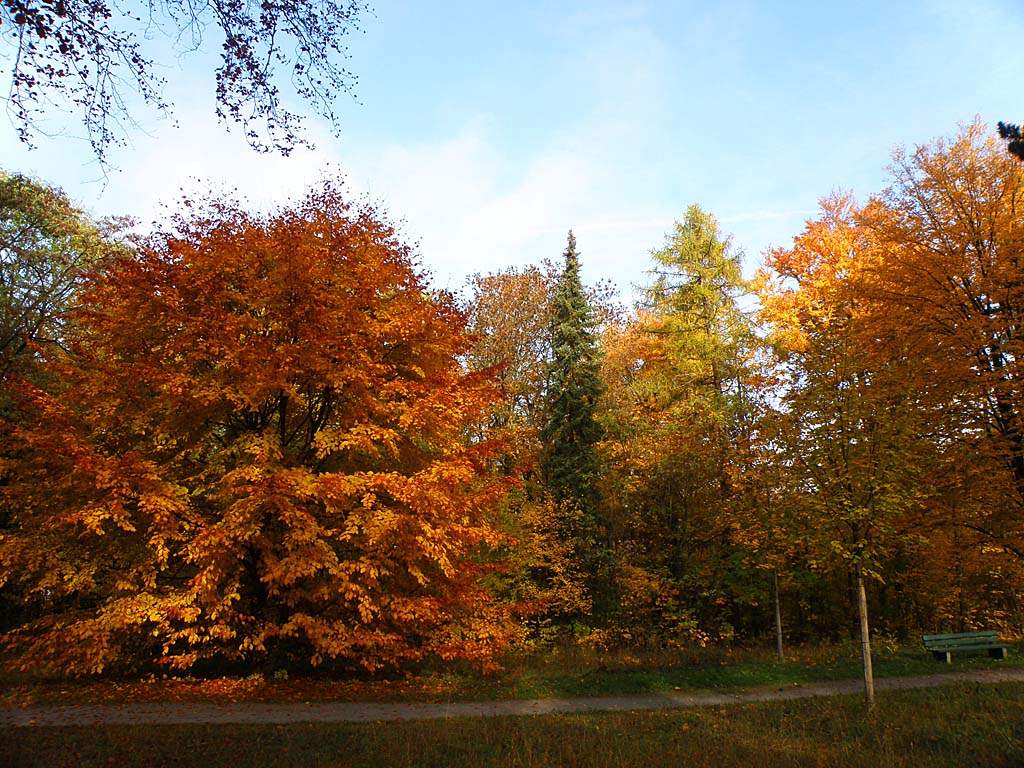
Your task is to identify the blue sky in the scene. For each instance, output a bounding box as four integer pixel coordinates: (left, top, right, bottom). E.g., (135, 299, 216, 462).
(2, 0, 1022, 301)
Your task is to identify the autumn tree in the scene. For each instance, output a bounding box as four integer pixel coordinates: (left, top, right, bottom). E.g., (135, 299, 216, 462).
(463, 259, 626, 634)
(598, 310, 721, 647)
(0, 180, 516, 675)
(760, 195, 936, 707)
(644, 205, 752, 410)
(462, 266, 594, 634)
(464, 260, 619, 481)
(463, 265, 553, 477)
(829, 122, 1024, 635)
(860, 123, 1024, 567)
(724, 398, 796, 662)
(598, 207, 758, 646)
(0, 173, 118, 382)
(640, 205, 755, 593)
(0, 0, 368, 164)
(0, 172, 119, 631)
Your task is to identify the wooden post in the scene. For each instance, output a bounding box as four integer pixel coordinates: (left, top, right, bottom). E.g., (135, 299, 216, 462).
(773, 569, 784, 663)
(855, 562, 875, 708)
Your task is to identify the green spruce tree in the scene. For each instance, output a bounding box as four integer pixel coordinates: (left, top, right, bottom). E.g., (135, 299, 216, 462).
(542, 231, 605, 505)
(541, 231, 611, 619)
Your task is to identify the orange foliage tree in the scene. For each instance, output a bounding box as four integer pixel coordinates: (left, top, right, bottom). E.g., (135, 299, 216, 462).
(852, 123, 1024, 631)
(0, 181, 516, 675)
(463, 265, 554, 478)
(748, 126, 1024, 648)
(860, 123, 1024, 566)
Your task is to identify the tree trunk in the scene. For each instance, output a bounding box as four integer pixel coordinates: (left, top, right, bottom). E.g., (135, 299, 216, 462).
(855, 562, 875, 708)
(773, 569, 784, 663)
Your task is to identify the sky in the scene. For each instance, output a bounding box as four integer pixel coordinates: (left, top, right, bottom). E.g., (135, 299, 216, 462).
(2, 0, 1023, 303)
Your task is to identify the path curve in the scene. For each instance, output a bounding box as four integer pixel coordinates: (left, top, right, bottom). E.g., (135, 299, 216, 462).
(3, 668, 1023, 727)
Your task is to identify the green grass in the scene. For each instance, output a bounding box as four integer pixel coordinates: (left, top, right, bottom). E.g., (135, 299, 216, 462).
(454, 642, 1024, 700)
(5, 682, 1024, 767)
(3, 641, 1022, 706)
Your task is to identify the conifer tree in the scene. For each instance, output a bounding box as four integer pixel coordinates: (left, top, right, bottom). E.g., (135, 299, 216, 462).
(540, 232, 611, 618)
(644, 205, 751, 406)
(998, 121, 1024, 160)
(541, 231, 605, 508)
(599, 207, 757, 645)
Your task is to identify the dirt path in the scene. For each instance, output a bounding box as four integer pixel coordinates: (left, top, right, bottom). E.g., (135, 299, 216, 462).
(3, 668, 1023, 727)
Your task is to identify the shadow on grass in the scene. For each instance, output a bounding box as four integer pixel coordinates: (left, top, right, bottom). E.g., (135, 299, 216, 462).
(2, 641, 1022, 706)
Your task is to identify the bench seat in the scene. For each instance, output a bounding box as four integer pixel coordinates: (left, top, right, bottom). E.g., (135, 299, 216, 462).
(922, 631, 1008, 663)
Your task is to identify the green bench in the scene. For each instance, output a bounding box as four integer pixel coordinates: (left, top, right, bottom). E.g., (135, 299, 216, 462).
(922, 631, 1008, 663)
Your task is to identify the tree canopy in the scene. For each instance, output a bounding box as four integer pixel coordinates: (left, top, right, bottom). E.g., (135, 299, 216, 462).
(998, 122, 1024, 161)
(0, 180, 515, 674)
(0, 171, 112, 384)
(4, 121, 1024, 679)
(540, 231, 604, 509)
(0, 0, 369, 165)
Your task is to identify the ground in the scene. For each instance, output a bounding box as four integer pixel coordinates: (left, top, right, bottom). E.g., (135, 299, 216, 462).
(4, 668, 1022, 726)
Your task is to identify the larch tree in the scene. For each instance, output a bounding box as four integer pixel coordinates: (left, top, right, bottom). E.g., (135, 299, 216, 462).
(644, 204, 752, 409)
(0, 180, 516, 675)
(599, 206, 756, 646)
(597, 309, 721, 647)
(639, 205, 754, 541)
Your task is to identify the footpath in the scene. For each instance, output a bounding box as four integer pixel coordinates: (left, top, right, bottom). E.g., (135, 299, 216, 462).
(3, 668, 1023, 727)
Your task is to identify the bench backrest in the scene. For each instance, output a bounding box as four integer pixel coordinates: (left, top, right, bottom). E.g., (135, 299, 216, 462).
(922, 631, 1001, 649)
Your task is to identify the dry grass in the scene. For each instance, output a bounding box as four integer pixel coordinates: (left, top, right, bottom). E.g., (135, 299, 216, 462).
(5, 681, 1024, 767)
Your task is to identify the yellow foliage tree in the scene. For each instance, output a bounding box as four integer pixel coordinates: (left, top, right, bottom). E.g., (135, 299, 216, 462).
(760, 194, 936, 706)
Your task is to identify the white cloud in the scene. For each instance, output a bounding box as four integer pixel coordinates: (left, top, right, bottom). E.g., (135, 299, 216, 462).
(98, 104, 342, 224)
(0, 75, 346, 226)
(345, 120, 603, 292)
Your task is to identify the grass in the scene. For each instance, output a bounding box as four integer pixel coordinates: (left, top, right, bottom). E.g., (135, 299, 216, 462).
(4, 681, 1024, 767)
(457, 641, 1024, 700)
(2, 640, 1022, 706)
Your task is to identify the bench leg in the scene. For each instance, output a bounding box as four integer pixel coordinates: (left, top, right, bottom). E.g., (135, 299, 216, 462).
(989, 647, 1007, 660)
(931, 651, 952, 663)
